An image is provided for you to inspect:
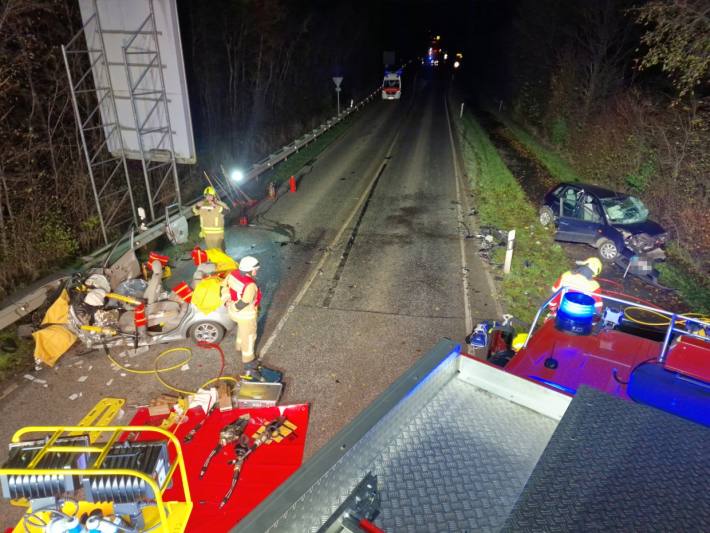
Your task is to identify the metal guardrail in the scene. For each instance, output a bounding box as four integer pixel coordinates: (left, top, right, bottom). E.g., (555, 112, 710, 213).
(525, 288, 710, 364)
(237, 86, 383, 185)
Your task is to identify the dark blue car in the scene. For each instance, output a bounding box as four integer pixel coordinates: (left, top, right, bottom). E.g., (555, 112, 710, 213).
(540, 183, 667, 261)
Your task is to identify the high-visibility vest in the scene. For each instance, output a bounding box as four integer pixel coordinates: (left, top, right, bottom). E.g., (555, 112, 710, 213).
(550, 270, 602, 312)
(195, 204, 224, 235)
(147, 251, 169, 268)
(227, 270, 262, 308)
(172, 281, 193, 303)
(192, 246, 208, 266)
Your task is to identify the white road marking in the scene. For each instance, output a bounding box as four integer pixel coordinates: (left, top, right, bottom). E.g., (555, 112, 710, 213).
(260, 128, 403, 357)
(445, 96, 474, 334)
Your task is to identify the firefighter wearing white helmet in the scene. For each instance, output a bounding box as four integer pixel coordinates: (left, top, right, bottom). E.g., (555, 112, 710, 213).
(223, 256, 263, 380)
(192, 185, 230, 250)
(549, 257, 603, 315)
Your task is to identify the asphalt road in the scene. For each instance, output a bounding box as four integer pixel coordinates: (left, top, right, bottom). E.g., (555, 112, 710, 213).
(0, 69, 498, 527)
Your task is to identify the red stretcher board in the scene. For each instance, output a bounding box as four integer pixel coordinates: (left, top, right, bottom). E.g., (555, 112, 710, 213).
(128, 403, 309, 532)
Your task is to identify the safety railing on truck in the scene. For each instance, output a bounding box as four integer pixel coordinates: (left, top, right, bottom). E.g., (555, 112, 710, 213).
(525, 287, 710, 364)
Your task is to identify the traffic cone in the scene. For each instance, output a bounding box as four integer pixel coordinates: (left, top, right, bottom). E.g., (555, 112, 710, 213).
(239, 215, 248, 226)
(289, 175, 297, 193)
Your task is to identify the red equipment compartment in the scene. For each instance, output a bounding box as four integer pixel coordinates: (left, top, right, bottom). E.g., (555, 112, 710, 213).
(665, 335, 710, 383)
(505, 320, 660, 400)
(128, 403, 309, 532)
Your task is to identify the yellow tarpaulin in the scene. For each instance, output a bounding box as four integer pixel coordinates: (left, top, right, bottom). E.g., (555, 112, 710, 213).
(191, 277, 224, 315)
(32, 289, 77, 367)
(205, 248, 237, 273)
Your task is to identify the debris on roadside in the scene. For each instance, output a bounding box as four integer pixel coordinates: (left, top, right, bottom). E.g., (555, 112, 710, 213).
(473, 226, 508, 263)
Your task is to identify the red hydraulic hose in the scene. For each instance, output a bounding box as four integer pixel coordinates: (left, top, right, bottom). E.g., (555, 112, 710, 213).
(196, 341, 226, 377)
(359, 519, 385, 533)
(597, 277, 623, 289)
(602, 288, 661, 309)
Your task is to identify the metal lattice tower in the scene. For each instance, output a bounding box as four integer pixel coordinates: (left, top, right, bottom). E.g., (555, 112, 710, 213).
(62, 0, 182, 245)
(121, 0, 182, 222)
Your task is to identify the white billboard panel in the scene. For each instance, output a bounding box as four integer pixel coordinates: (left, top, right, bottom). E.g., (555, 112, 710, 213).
(78, 0, 196, 164)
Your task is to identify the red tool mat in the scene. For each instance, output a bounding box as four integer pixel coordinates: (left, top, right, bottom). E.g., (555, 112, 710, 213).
(128, 404, 309, 532)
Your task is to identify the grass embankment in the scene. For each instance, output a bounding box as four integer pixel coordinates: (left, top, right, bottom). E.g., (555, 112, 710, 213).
(499, 114, 710, 314)
(497, 117, 580, 184)
(266, 117, 351, 186)
(454, 112, 568, 323)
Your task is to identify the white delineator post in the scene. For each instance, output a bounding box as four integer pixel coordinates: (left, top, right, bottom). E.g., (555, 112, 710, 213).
(459, 102, 465, 118)
(503, 229, 516, 274)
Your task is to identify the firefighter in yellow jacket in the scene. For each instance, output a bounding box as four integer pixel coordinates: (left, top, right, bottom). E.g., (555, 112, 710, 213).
(223, 256, 263, 380)
(193, 186, 229, 250)
(549, 257, 603, 314)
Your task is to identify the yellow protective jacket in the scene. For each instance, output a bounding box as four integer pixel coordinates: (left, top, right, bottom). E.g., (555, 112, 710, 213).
(550, 270, 602, 312)
(193, 200, 228, 237)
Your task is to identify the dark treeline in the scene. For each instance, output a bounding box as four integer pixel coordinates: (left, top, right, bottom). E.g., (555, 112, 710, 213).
(462, 0, 709, 275)
(179, 0, 385, 170)
(0, 0, 389, 300)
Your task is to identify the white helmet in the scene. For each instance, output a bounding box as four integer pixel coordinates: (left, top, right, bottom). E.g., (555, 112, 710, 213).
(239, 256, 260, 272)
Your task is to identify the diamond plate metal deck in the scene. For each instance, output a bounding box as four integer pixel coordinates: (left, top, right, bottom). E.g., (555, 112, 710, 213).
(502, 386, 710, 533)
(371, 378, 557, 532)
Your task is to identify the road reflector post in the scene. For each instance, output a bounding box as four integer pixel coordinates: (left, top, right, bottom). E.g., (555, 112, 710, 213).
(503, 229, 516, 274)
(459, 102, 465, 118)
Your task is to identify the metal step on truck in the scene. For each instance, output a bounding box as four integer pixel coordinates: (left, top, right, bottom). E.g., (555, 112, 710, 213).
(236, 289, 710, 533)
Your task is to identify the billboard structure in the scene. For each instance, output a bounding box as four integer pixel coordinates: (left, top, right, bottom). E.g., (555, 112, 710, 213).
(62, 0, 195, 244)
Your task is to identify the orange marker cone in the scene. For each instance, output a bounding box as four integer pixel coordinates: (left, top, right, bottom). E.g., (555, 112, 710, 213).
(289, 175, 297, 193)
(239, 215, 248, 226)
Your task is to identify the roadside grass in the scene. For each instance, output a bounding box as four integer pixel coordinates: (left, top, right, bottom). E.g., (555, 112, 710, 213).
(501, 115, 710, 314)
(494, 113, 581, 184)
(266, 118, 351, 186)
(454, 112, 568, 323)
(0, 330, 33, 383)
(657, 243, 710, 314)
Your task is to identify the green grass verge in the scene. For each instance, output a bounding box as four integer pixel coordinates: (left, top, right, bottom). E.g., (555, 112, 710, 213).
(494, 114, 581, 183)
(501, 115, 710, 313)
(454, 112, 568, 323)
(264, 117, 352, 186)
(657, 243, 710, 314)
(0, 330, 34, 383)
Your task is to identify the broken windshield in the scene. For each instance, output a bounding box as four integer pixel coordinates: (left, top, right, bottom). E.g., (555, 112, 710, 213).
(600, 195, 649, 224)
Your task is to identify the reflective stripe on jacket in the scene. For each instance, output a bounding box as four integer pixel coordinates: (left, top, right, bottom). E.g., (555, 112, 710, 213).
(193, 203, 225, 235)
